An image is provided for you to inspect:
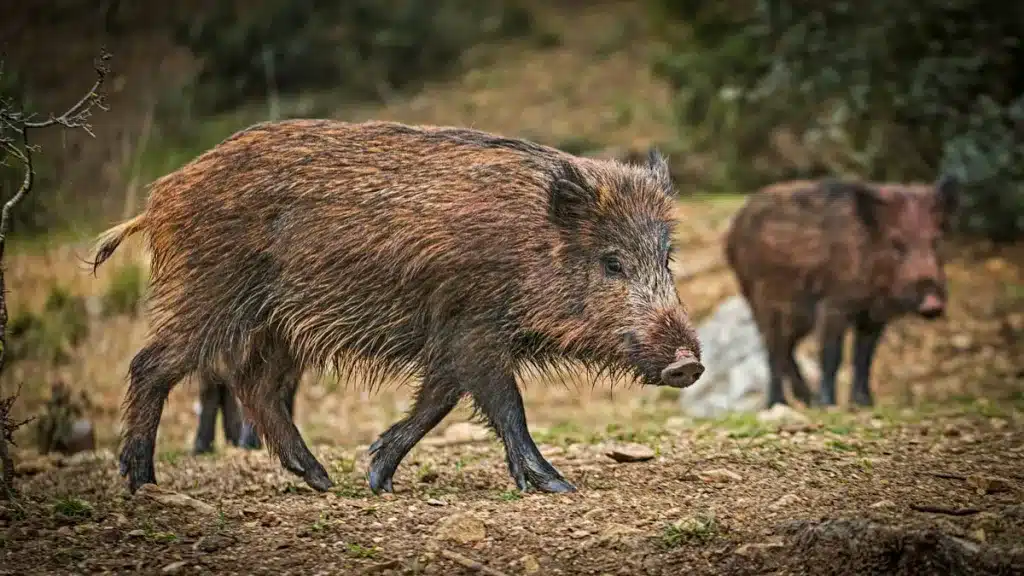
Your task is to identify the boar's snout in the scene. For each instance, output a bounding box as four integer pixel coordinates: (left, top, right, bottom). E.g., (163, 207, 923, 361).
(661, 348, 704, 388)
(917, 292, 945, 320)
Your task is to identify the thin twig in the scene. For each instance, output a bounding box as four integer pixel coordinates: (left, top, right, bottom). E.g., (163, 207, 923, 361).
(922, 471, 968, 481)
(910, 504, 981, 516)
(440, 549, 511, 576)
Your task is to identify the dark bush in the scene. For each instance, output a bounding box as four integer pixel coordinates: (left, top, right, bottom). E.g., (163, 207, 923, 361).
(174, 0, 533, 114)
(650, 0, 1024, 241)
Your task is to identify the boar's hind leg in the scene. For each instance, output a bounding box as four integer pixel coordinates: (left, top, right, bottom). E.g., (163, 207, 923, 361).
(120, 340, 193, 492)
(368, 369, 463, 494)
(238, 362, 300, 450)
(817, 311, 848, 407)
(850, 314, 885, 407)
(781, 302, 817, 406)
(232, 339, 333, 492)
(192, 368, 229, 455)
(220, 383, 244, 448)
(465, 366, 575, 493)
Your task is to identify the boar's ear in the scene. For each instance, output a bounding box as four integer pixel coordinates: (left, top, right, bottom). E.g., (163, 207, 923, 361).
(850, 183, 890, 232)
(646, 148, 674, 196)
(549, 162, 597, 228)
(934, 174, 960, 228)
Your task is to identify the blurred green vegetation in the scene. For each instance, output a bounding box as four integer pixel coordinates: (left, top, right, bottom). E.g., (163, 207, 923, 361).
(650, 0, 1024, 241)
(7, 287, 89, 366)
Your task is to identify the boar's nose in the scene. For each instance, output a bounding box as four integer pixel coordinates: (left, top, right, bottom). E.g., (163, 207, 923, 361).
(918, 293, 945, 319)
(661, 350, 704, 388)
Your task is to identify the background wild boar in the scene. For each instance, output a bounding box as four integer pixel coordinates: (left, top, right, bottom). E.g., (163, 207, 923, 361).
(90, 119, 704, 495)
(725, 176, 959, 408)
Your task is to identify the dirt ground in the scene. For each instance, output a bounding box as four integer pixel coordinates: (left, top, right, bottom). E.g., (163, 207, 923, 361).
(2, 193, 1023, 575)
(2, 3, 1024, 574)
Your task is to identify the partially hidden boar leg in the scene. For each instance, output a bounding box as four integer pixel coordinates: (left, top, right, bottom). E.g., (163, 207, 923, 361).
(850, 314, 885, 407)
(466, 368, 575, 493)
(756, 307, 790, 408)
(192, 369, 226, 455)
(120, 340, 193, 492)
(817, 311, 848, 407)
(238, 366, 299, 451)
(232, 342, 333, 492)
(220, 382, 244, 448)
(367, 372, 463, 494)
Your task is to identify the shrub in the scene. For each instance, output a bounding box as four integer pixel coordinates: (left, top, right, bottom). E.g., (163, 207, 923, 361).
(650, 0, 1024, 240)
(173, 0, 533, 114)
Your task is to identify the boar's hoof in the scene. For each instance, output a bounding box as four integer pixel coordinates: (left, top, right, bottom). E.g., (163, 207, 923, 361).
(368, 466, 395, 495)
(119, 439, 157, 493)
(661, 356, 705, 388)
(528, 476, 577, 494)
(303, 467, 335, 492)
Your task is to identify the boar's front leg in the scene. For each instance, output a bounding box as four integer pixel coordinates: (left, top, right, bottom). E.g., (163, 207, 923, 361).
(850, 314, 885, 407)
(368, 370, 463, 494)
(465, 366, 576, 494)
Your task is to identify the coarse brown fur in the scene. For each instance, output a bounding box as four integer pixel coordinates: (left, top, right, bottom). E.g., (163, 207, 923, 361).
(725, 176, 959, 408)
(90, 119, 703, 495)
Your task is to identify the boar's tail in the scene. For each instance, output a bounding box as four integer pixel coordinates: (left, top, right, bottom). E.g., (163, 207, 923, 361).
(88, 212, 148, 275)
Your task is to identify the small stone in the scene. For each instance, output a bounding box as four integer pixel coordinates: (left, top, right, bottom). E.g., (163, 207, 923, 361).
(951, 334, 973, 351)
(521, 554, 540, 574)
(425, 498, 446, 507)
(56, 526, 73, 537)
(664, 416, 691, 432)
(757, 404, 810, 425)
(162, 561, 186, 574)
(127, 529, 146, 538)
(870, 499, 896, 509)
(698, 468, 743, 483)
(967, 474, 1014, 495)
(434, 513, 486, 544)
(989, 418, 1008, 431)
(442, 422, 490, 445)
(135, 484, 217, 515)
(571, 529, 590, 539)
(769, 494, 800, 510)
(604, 443, 655, 463)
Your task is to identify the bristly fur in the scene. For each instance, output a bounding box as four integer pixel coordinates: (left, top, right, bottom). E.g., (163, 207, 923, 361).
(92, 119, 702, 493)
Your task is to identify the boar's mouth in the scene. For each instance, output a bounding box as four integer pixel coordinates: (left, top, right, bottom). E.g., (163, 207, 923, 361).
(621, 309, 703, 388)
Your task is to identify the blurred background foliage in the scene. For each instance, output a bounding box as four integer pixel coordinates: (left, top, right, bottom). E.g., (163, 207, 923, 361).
(1, 0, 1022, 240)
(650, 0, 1024, 240)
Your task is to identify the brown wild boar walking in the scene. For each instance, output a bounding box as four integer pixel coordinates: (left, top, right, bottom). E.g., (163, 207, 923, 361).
(90, 119, 704, 495)
(725, 177, 959, 408)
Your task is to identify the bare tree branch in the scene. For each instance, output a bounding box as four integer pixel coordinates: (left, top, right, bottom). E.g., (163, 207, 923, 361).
(0, 47, 111, 499)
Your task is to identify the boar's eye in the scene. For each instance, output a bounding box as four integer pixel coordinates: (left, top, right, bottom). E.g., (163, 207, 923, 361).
(602, 254, 625, 278)
(892, 238, 908, 255)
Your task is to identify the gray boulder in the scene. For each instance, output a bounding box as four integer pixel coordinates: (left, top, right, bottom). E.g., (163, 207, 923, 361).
(678, 295, 819, 418)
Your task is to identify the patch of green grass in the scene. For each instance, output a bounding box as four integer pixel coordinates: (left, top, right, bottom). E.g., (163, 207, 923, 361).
(498, 490, 522, 502)
(662, 513, 719, 548)
(534, 421, 585, 446)
(416, 463, 438, 483)
(158, 449, 186, 466)
(52, 497, 93, 522)
(345, 543, 379, 559)
(826, 424, 853, 435)
(826, 439, 858, 453)
(332, 456, 356, 475)
(705, 412, 772, 439)
(311, 511, 331, 533)
(102, 263, 147, 317)
(150, 531, 179, 544)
